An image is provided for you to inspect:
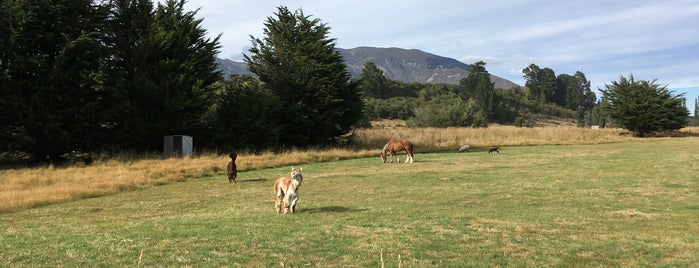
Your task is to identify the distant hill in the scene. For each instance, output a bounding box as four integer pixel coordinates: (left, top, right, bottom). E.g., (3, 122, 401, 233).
(215, 58, 252, 77)
(216, 46, 519, 89)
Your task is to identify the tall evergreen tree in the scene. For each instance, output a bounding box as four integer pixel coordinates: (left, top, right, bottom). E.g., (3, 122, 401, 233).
(523, 64, 557, 103)
(600, 75, 688, 137)
(108, 0, 221, 150)
(459, 61, 496, 119)
(244, 6, 363, 146)
(573, 71, 597, 127)
(0, 0, 110, 161)
(205, 75, 281, 151)
(358, 62, 387, 98)
(556, 71, 596, 126)
(555, 74, 576, 108)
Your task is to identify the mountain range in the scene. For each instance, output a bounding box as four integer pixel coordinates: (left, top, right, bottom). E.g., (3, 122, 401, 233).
(215, 46, 519, 89)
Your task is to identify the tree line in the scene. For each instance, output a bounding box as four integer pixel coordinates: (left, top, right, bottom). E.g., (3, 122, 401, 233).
(360, 61, 687, 134)
(1, 0, 223, 163)
(1, 2, 688, 164)
(360, 61, 597, 127)
(1, 2, 365, 163)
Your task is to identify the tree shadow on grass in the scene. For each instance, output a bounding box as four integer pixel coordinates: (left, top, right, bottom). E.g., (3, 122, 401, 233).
(302, 206, 368, 214)
(648, 131, 699, 138)
(238, 178, 268, 183)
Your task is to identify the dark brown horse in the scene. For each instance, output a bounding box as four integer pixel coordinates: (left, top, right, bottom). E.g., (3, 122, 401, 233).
(381, 139, 414, 163)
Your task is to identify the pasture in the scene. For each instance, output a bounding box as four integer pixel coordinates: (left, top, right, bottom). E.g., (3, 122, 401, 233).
(2, 138, 698, 266)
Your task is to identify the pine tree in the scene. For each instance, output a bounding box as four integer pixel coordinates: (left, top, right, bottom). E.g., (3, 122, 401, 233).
(0, 0, 111, 161)
(459, 61, 496, 120)
(600, 75, 688, 137)
(108, 0, 221, 150)
(359, 62, 388, 98)
(205, 75, 281, 151)
(244, 6, 363, 146)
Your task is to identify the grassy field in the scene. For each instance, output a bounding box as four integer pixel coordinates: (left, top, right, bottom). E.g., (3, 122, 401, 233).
(2, 137, 698, 266)
(0, 126, 633, 213)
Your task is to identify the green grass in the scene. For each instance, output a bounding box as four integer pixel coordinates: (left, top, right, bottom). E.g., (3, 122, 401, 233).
(2, 138, 699, 267)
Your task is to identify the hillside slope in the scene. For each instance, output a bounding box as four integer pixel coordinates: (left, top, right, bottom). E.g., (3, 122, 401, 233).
(217, 46, 519, 89)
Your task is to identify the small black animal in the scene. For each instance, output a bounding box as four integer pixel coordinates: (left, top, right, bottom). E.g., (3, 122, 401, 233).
(227, 153, 238, 183)
(488, 146, 500, 154)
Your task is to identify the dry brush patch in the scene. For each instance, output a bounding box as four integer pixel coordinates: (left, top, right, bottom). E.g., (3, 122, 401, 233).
(355, 125, 631, 151)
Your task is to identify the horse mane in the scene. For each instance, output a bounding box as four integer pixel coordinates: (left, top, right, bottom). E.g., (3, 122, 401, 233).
(382, 142, 390, 154)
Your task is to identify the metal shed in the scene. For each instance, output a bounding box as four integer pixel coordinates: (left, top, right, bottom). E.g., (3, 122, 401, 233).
(163, 135, 193, 157)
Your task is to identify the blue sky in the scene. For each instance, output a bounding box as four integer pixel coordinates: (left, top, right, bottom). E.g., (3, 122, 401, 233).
(183, 0, 699, 112)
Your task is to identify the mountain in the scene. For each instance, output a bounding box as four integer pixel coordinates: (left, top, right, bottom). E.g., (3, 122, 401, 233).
(215, 58, 252, 77)
(216, 46, 519, 89)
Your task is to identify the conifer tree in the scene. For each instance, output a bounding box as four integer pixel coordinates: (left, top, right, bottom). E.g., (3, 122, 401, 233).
(359, 62, 388, 98)
(459, 61, 496, 119)
(244, 6, 363, 146)
(523, 64, 557, 103)
(108, 0, 221, 150)
(600, 75, 688, 137)
(0, 0, 110, 161)
(205, 75, 281, 151)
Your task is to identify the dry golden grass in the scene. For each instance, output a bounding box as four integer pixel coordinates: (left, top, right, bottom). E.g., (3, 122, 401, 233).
(355, 125, 632, 151)
(0, 148, 377, 213)
(681, 126, 699, 134)
(0, 125, 632, 213)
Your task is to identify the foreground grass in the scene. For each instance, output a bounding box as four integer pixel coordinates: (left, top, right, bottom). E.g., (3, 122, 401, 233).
(2, 138, 698, 266)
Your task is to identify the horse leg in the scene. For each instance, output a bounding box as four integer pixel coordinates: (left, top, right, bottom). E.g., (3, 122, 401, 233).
(406, 147, 414, 163)
(392, 150, 400, 163)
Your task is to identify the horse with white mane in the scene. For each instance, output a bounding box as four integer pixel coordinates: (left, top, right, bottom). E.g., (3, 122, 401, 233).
(273, 167, 304, 214)
(381, 139, 414, 163)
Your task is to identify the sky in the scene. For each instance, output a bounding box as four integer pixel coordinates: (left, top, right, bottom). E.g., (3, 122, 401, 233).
(183, 0, 699, 112)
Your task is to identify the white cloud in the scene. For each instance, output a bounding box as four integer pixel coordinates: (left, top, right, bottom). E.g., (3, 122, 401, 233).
(184, 0, 699, 88)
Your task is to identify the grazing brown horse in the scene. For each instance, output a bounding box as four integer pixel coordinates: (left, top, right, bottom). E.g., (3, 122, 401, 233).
(227, 153, 238, 183)
(274, 167, 304, 214)
(381, 139, 414, 163)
